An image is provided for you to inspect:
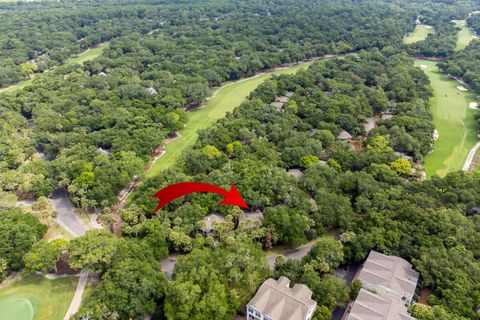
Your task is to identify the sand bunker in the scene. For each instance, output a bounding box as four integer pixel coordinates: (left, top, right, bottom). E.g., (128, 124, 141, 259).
(469, 102, 479, 110)
(425, 25, 433, 29)
(433, 129, 439, 141)
(457, 86, 468, 92)
(420, 64, 428, 69)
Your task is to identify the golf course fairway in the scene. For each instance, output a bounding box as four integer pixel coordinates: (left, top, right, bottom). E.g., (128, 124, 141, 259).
(0, 275, 77, 320)
(147, 61, 313, 177)
(415, 60, 478, 177)
(404, 24, 434, 44)
(453, 20, 476, 51)
(0, 42, 109, 95)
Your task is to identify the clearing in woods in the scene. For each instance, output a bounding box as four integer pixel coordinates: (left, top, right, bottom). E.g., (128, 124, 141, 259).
(403, 24, 434, 44)
(453, 19, 476, 51)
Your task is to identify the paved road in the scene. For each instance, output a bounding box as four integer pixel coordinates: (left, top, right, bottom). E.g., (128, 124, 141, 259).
(63, 270, 88, 320)
(463, 141, 480, 171)
(266, 240, 317, 269)
(49, 188, 89, 237)
(48, 187, 91, 319)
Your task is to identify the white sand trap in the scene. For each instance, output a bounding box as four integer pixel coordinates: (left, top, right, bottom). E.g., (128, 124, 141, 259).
(420, 64, 428, 69)
(457, 86, 468, 92)
(469, 102, 479, 109)
(472, 35, 479, 39)
(425, 25, 433, 29)
(433, 129, 439, 141)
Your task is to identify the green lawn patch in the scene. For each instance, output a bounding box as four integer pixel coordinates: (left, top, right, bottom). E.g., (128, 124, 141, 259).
(147, 61, 313, 177)
(415, 60, 478, 177)
(404, 24, 434, 44)
(453, 19, 476, 51)
(0, 275, 77, 320)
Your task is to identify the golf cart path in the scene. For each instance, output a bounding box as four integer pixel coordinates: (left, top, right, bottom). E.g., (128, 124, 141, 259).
(63, 270, 88, 320)
(463, 142, 480, 171)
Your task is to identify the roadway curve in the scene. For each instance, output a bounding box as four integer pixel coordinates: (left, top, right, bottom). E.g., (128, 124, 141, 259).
(463, 142, 480, 171)
(50, 188, 90, 237)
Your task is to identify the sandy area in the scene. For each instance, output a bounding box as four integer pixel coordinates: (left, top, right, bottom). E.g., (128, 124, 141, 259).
(420, 64, 428, 69)
(457, 86, 468, 91)
(425, 25, 433, 29)
(469, 102, 479, 110)
(433, 129, 439, 141)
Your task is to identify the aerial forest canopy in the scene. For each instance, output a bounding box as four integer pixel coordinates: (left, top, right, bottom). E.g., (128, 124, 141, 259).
(1, 1, 480, 320)
(1, 0, 423, 208)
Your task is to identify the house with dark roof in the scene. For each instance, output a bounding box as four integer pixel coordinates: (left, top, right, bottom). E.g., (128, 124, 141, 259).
(247, 277, 317, 320)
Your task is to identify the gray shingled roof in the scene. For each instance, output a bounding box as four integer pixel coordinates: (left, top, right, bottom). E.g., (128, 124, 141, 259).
(201, 213, 225, 233)
(337, 130, 353, 140)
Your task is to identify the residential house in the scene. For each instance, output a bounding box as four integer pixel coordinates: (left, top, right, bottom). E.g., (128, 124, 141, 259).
(200, 213, 225, 234)
(343, 250, 419, 320)
(337, 130, 353, 141)
(247, 277, 317, 320)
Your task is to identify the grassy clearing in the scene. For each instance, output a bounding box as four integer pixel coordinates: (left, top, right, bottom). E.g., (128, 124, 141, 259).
(415, 60, 478, 177)
(453, 19, 476, 51)
(148, 61, 313, 177)
(404, 24, 434, 44)
(65, 42, 109, 66)
(0, 275, 77, 320)
(0, 42, 109, 95)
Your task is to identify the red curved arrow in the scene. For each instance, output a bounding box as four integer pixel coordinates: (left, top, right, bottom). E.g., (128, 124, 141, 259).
(151, 182, 248, 215)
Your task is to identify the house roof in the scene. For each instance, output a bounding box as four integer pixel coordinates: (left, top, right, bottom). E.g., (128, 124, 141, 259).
(239, 211, 264, 224)
(347, 289, 415, 320)
(337, 130, 353, 140)
(277, 96, 289, 103)
(357, 251, 419, 300)
(287, 168, 305, 180)
(270, 101, 284, 109)
(247, 277, 317, 320)
(201, 213, 225, 232)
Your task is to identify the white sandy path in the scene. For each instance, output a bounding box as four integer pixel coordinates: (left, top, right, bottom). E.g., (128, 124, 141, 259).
(63, 270, 88, 320)
(463, 142, 480, 171)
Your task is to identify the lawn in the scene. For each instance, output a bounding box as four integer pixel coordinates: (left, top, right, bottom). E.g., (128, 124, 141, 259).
(0, 275, 78, 320)
(403, 24, 434, 44)
(415, 60, 478, 177)
(0, 42, 108, 95)
(453, 19, 476, 51)
(147, 61, 313, 177)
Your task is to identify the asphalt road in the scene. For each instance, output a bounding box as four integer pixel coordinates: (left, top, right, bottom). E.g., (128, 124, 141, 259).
(49, 188, 90, 237)
(266, 240, 317, 269)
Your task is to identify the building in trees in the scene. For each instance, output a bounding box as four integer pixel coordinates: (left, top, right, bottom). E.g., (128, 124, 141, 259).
(246, 276, 317, 320)
(200, 213, 225, 234)
(343, 251, 419, 320)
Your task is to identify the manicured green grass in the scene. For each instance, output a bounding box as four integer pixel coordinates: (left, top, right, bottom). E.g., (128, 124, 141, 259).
(415, 60, 478, 177)
(65, 42, 109, 66)
(404, 24, 434, 44)
(0, 42, 108, 95)
(0, 275, 77, 320)
(147, 61, 313, 177)
(453, 19, 476, 51)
